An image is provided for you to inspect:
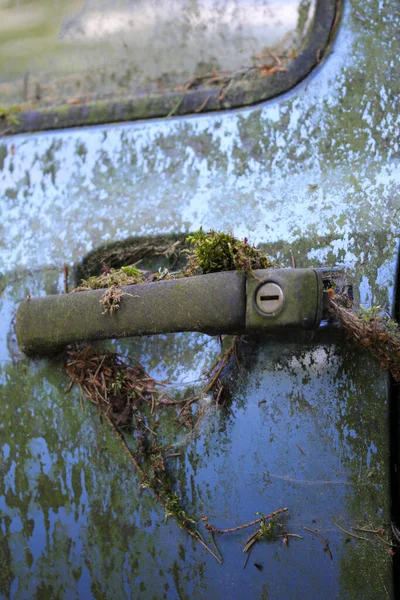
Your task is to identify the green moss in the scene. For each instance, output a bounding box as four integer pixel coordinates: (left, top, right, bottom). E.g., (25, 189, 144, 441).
(0, 145, 7, 170)
(163, 491, 196, 529)
(0, 104, 22, 128)
(242, 513, 284, 554)
(5, 188, 17, 200)
(75, 141, 87, 162)
(85, 101, 113, 125)
(74, 229, 274, 290)
(184, 228, 274, 274)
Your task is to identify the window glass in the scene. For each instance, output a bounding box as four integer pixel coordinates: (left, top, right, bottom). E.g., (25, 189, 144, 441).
(0, 0, 316, 107)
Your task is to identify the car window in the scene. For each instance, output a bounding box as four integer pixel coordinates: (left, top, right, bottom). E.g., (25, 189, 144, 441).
(0, 0, 337, 133)
(0, 0, 315, 100)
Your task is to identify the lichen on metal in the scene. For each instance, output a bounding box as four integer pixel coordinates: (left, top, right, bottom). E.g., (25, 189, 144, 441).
(16, 268, 328, 355)
(16, 271, 247, 354)
(0, 0, 399, 596)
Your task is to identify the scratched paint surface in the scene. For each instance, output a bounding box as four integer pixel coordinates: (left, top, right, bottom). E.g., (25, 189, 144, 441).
(0, 0, 399, 598)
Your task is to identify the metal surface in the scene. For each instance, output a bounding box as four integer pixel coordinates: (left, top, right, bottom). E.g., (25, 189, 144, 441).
(16, 268, 325, 354)
(247, 268, 323, 329)
(255, 281, 284, 314)
(16, 271, 247, 354)
(0, 0, 399, 597)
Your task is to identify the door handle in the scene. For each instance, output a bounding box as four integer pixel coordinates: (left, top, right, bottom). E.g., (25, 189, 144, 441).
(16, 268, 325, 355)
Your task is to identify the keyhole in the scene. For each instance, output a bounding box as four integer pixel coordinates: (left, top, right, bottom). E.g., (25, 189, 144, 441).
(255, 282, 284, 315)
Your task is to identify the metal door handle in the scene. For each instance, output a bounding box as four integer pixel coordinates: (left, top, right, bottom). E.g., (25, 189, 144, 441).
(16, 269, 325, 355)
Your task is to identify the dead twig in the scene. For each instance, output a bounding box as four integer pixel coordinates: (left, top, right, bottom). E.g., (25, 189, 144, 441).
(63, 264, 68, 294)
(243, 529, 263, 553)
(218, 78, 234, 101)
(205, 507, 288, 535)
(296, 444, 306, 456)
(195, 94, 212, 113)
(333, 519, 397, 548)
(352, 526, 385, 535)
(276, 533, 303, 540)
(204, 336, 241, 394)
(331, 518, 371, 541)
(243, 548, 252, 569)
(375, 533, 397, 548)
(104, 413, 221, 563)
(303, 526, 333, 559)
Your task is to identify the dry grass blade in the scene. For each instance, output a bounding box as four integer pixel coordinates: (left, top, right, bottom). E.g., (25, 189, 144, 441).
(65, 347, 170, 429)
(303, 526, 332, 560)
(332, 518, 398, 550)
(331, 518, 371, 542)
(329, 297, 400, 381)
(204, 336, 242, 395)
(104, 413, 221, 563)
(204, 507, 288, 535)
(243, 530, 262, 553)
(65, 346, 222, 563)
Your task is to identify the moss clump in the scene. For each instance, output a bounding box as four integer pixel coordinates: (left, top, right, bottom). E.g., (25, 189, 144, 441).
(0, 105, 22, 128)
(163, 491, 196, 528)
(75, 234, 187, 281)
(74, 230, 273, 291)
(71, 230, 274, 315)
(184, 228, 274, 275)
(73, 265, 145, 292)
(243, 514, 279, 553)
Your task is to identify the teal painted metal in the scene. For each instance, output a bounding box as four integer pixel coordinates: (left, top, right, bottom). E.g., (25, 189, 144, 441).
(0, 0, 399, 597)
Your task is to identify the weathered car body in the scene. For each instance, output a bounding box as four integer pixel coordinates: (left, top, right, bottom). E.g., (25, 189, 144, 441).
(0, 1, 399, 598)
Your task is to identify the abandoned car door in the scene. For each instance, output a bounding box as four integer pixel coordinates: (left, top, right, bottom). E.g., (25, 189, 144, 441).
(0, 0, 399, 598)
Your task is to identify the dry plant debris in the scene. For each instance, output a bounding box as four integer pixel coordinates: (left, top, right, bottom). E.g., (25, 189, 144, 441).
(63, 334, 246, 561)
(303, 526, 332, 560)
(73, 264, 145, 291)
(65, 346, 164, 428)
(175, 51, 289, 109)
(203, 335, 241, 401)
(328, 294, 400, 381)
(65, 346, 222, 562)
(203, 507, 303, 568)
(331, 518, 398, 554)
(99, 286, 129, 314)
(64, 232, 400, 563)
(72, 229, 274, 314)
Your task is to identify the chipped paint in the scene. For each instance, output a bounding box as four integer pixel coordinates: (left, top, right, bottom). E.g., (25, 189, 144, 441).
(0, 0, 399, 597)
